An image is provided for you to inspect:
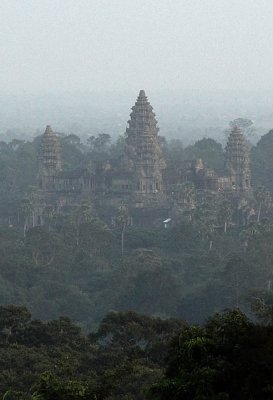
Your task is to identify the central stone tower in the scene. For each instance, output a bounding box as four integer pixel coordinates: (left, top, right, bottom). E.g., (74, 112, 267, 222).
(225, 125, 251, 192)
(38, 125, 62, 190)
(125, 90, 166, 207)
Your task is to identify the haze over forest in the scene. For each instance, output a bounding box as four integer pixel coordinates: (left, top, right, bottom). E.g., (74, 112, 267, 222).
(1, 0, 273, 141)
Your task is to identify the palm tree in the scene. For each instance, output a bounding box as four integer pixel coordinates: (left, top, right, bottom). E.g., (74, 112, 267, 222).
(114, 205, 129, 257)
(254, 185, 272, 222)
(194, 193, 218, 249)
(69, 200, 95, 246)
(20, 197, 33, 237)
(42, 205, 55, 229)
(240, 222, 260, 251)
(78, 200, 94, 224)
(218, 197, 233, 233)
(174, 182, 196, 221)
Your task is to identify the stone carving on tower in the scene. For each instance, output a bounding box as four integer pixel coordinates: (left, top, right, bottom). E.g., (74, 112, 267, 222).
(225, 125, 251, 192)
(125, 90, 166, 207)
(38, 125, 62, 191)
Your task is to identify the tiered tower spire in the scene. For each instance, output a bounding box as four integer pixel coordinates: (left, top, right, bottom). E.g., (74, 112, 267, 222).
(38, 125, 62, 190)
(225, 125, 251, 192)
(125, 90, 166, 206)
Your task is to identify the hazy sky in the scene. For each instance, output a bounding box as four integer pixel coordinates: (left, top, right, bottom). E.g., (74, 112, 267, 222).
(1, 0, 273, 93)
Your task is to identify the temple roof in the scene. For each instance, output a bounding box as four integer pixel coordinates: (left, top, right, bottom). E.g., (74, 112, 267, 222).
(133, 89, 153, 112)
(126, 90, 159, 138)
(41, 125, 59, 145)
(226, 125, 248, 150)
(137, 89, 147, 101)
(232, 125, 241, 134)
(44, 125, 54, 136)
(229, 125, 244, 137)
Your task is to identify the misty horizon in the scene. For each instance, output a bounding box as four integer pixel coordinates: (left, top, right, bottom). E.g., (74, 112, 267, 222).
(1, 0, 273, 93)
(1, 1, 273, 142)
(0, 88, 272, 144)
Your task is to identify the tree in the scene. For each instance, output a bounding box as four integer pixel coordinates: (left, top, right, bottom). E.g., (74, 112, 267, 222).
(194, 193, 218, 249)
(25, 227, 65, 267)
(77, 200, 95, 224)
(20, 197, 34, 237)
(229, 118, 253, 129)
(30, 372, 89, 400)
(63, 134, 81, 146)
(78, 217, 111, 258)
(0, 305, 31, 345)
(172, 182, 196, 221)
(68, 200, 95, 246)
(114, 205, 130, 257)
(184, 138, 224, 172)
(222, 255, 251, 308)
(247, 289, 273, 324)
(87, 133, 111, 155)
(217, 197, 233, 233)
(254, 185, 272, 222)
(252, 129, 273, 192)
(164, 139, 185, 183)
(109, 135, 126, 161)
(42, 205, 55, 229)
(149, 310, 273, 400)
(240, 221, 260, 250)
(241, 220, 273, 290)
(228, 118, 258, 143)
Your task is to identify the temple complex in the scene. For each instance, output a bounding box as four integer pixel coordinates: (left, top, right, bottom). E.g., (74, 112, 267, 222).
(37, 91, 169, 225)
(37, 92, 252, 226)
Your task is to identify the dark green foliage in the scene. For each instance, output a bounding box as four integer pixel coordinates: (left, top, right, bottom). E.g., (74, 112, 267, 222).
(2, 307, 273, 400)
(184, 137, 225, 172)
(252, 129, 273, 193)
(31, 373, 89, 400)
(2, 206, 273, 330)
(87, 133, 111, 162)
(164, 137, 224, 182)
(0, 307, 185, 399)
(60, 136, 85, 170)
(149, 310, 273, 400)
(0, 140, 37, 217)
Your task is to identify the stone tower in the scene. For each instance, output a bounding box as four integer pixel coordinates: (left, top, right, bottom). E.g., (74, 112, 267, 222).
(225, 125, 251, 192)
(38, 125, 62, 190)
(125, 90, 166, 207)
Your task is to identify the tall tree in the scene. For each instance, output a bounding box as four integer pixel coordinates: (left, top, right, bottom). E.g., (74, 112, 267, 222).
(114, 205, 130, 257)
(19, 197, 34, 237)
(254, 185, 272, 222)
(217, 196, 233, 233)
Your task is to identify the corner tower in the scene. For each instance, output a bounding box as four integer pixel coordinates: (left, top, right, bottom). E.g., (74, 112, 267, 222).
(38, 125, 62, 190)
(225, 125, 251, 192)
(125, 90, 166, 207)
